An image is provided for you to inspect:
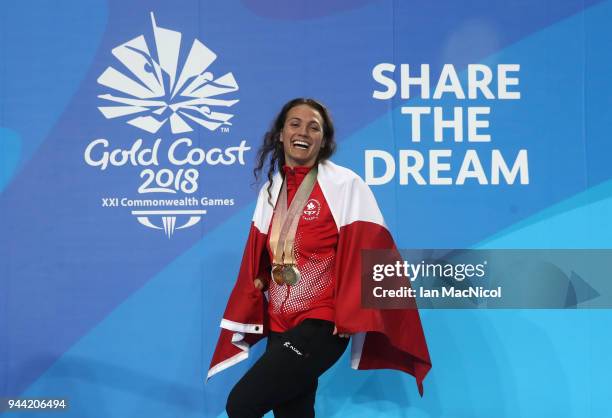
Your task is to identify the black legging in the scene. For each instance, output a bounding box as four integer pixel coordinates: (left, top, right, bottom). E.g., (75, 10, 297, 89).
(226, 319, 349, 418)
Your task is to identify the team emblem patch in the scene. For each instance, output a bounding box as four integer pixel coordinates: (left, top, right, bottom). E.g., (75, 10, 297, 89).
(302, 199, 321, 221)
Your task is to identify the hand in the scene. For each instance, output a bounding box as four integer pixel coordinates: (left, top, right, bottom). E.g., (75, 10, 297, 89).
(254, 278, 264, 291)
(333, 325, 350, 338)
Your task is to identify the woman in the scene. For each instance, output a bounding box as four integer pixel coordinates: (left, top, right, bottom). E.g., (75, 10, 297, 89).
(208, 98, 431, 418)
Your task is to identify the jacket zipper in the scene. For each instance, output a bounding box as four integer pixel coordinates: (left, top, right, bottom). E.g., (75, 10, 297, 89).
(280, 286, 291, 316)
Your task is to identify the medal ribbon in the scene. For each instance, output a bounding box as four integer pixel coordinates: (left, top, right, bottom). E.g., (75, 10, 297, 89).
(269, 167, 318, 268)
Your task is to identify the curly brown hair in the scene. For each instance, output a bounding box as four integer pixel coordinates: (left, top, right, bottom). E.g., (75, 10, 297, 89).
(253, 98, 336, 203)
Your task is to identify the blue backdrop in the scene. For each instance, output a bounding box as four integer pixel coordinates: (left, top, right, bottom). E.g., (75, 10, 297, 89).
(1, 1, 611, 417)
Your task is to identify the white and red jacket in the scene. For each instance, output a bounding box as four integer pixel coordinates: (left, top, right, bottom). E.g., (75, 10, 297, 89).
(267, 164, 337, 332)
(208, 160, 431, 394)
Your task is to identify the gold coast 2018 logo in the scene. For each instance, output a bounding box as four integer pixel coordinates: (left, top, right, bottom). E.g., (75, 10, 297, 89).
(84, 12, 249, 238)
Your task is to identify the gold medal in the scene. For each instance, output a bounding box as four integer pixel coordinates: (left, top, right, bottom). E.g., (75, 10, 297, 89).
(282, 264, 301, 286)
(271, 264, 285, 285)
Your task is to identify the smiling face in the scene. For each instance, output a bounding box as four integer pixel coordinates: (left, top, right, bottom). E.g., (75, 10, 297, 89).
(280, 104, 325, 168)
